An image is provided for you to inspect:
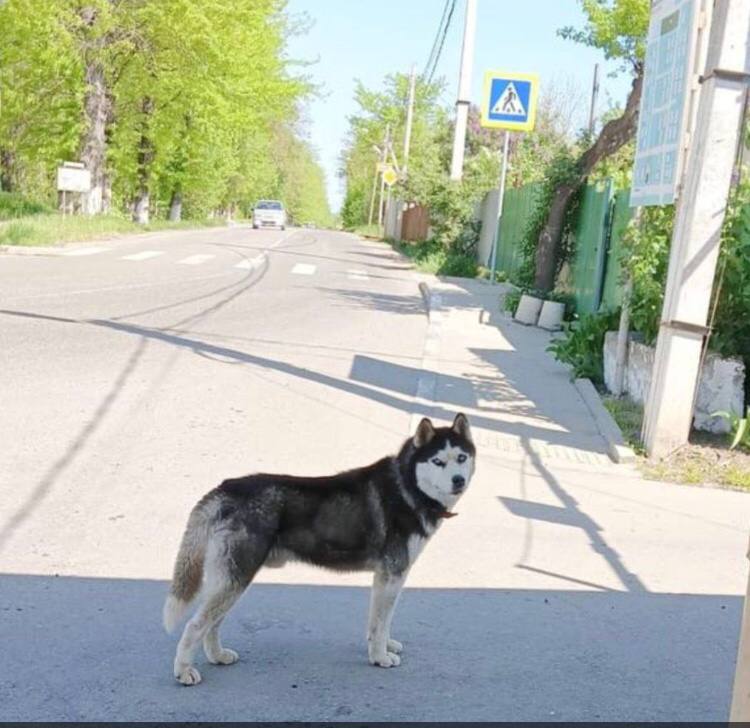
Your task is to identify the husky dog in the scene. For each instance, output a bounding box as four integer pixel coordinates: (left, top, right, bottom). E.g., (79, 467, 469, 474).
(163, 413, 475, 686)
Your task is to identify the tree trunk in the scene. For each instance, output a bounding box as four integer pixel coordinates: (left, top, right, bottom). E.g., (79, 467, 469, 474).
(534, 69, 644, 292)
(0, 148, 15, 192)
(79, 61, 112, 215)
(168, 190, 182, 221)
(132, 96, 154, 225)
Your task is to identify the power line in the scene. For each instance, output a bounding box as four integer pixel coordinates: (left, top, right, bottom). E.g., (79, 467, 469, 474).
(425, 0, 457, 83)
(422, 0, 450, 80)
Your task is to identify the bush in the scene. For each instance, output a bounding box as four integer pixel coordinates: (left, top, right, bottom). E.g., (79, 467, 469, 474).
(547, 309, 620, 385)
(503, 289, 521, 314)
(0, 191, 51, 220)
(396, 238, 477, 277)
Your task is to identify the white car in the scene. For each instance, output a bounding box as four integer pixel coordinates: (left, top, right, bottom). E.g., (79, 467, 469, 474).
(252, 200, 286, 230)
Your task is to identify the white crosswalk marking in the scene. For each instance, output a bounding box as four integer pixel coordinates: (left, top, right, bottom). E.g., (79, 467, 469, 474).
(121, 250, 164, 261)
(63, 246, 108, 257)
(235, 255, 266, 270)
(291, 263, 316, 275)
(347, 269, 369, 281)
(178, 254, 215, 265)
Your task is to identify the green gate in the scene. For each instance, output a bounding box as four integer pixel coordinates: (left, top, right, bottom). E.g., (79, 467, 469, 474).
(570, 181, 613, 314)
(600, 189, 633, 310)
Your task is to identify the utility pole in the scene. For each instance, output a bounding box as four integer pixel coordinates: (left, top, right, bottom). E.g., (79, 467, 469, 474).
(642, 0, 750, 459)
(403, 64, 417, 177)
(449, 0, 477, 181)
(588, 63, 600, 135)
(377, 124, 391, 228)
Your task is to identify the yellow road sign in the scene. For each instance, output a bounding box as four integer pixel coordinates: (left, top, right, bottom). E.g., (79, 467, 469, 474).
(382, 168, 398, 186)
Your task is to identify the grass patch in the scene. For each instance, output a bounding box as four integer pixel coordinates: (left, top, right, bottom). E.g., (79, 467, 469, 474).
(0, 213, 225, 247)
(603, 394, 750, 490)
(603, 396, 645, 454)
(392, 239, 478, 278)
(0, 191, 52, 220)
(352, 223, 383, 239)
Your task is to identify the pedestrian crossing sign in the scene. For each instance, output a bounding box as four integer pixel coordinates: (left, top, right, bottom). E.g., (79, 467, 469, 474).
(481, 71, 538, 131)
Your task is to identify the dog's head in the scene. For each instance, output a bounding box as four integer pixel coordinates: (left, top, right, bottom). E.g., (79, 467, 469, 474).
(410, 413, 475, 508)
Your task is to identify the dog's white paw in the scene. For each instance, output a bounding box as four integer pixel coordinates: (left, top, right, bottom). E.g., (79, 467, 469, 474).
(175, 665, 202, 686)
(369, 651, 401, 668)
(207, 648, 239, 666)
(387, 638, 403, 654)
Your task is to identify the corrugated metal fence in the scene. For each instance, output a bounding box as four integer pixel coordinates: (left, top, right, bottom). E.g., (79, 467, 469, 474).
(485, 181, 634, 314)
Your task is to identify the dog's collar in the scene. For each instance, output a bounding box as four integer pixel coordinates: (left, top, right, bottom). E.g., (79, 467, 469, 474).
(438, 510, 458, 519)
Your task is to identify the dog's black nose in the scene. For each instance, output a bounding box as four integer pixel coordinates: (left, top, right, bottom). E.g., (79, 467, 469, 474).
(452, 475, 466, 490)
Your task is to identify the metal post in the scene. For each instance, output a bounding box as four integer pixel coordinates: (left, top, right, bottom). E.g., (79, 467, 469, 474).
(642, 0, 750, 458)
(588, 63, 600, 136)
(449, 0, 478, 181)
(489, 131, 510, 284)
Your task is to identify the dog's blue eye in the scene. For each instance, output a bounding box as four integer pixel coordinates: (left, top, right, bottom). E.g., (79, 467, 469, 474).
(457, 454, 467, 463)
(431, 458, 445, 467)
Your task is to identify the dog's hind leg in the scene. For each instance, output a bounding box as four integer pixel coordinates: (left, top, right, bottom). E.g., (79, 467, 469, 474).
(203, 615, 237, 666)
(173, 531, 269, 686)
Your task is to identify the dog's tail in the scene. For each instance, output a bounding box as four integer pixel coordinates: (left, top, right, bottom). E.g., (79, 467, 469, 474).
(163, 503, 211, 633)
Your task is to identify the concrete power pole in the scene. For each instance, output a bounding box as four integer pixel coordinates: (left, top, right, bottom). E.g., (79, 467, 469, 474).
(642, 0, 750, 459)
(449, 0, 478, 181)
(403, 65, 417, 177)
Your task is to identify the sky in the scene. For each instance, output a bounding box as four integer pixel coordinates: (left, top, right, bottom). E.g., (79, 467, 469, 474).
(285, 0, 634, 212)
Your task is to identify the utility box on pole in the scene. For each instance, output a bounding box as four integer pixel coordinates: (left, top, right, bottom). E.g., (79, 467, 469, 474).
(641, 0, 750, 458)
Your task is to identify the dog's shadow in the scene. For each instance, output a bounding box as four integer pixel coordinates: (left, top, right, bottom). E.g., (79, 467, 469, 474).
(0, 573, 739, 721)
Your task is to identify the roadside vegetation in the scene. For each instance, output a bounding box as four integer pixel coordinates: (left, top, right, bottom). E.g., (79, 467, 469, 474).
(603, 396, 750, 490)
(0, 0, 333, 237)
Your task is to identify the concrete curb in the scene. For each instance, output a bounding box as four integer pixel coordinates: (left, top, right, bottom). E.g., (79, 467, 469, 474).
(574, 378, 637, 464)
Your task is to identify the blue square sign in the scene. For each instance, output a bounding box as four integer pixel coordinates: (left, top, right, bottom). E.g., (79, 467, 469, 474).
(481, 71, 538, 131)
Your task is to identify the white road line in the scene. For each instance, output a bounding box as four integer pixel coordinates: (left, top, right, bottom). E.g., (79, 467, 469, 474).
(347, 269, 369, 281)
(235, 254, 266, 270)
(178, 254, 215, 265)
(120, 250, 165, 261)
(62, 246, 109, 257)
(291, 263, 316, 275)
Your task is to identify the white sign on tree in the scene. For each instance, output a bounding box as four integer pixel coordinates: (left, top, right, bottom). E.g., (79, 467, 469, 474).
(56, 162, 91, 193)
(630, 0, 707, 207)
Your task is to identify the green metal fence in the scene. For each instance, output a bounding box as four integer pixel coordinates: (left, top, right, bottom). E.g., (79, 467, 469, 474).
(491, 179, 633, 315)
(494, 184, 541, 280)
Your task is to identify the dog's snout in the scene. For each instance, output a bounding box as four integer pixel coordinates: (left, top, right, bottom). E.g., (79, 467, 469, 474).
(452, 475, 466, 490)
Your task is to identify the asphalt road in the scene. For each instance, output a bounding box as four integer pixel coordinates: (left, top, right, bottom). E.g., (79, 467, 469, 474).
(1, 225, 748, 721)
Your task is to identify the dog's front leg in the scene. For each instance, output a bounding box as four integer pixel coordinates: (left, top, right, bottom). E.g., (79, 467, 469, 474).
(367, 570, 406, 667)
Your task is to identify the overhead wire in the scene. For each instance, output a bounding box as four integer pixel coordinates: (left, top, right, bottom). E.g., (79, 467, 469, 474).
(422, 0, 457, 83)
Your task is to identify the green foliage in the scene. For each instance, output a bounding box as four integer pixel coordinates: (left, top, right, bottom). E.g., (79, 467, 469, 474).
(395, 239, 477, 278)
(712, 179, 750, 387)
(547, 308, 620, 384)
(0, 0, 331, 223)
(713, 408, 750, 451)
(619, 205, 674, 343)
(515, 148, 580, 288)
(0, 192, 52, 220)
(503, 289, 522, 314)
(558, 0, 649, 71)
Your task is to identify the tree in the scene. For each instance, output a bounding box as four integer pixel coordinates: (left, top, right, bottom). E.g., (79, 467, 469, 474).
(340, 73, 445, 229)
(534, 0, 649, 291)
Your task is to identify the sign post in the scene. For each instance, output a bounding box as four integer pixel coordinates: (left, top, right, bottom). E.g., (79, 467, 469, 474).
(480, 71, 539, 283)
(56, 162, 91, 216)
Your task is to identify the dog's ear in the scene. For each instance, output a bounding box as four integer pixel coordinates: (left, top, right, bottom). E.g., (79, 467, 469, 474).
(452, 413, 473, 443)
(413, 418, 436, 448)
